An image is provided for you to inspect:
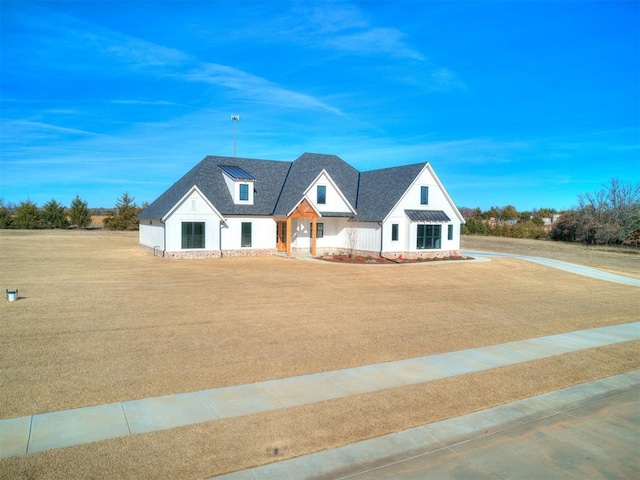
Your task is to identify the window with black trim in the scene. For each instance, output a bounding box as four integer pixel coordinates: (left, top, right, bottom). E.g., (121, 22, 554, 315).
(311, 222, 324, 238)
(241, 222, 252, 247)
(317, 185, 326, 204)
(448, 224, 453, 240)
(417, 224, 441, 249)
(420, 186, 429, 205)
(182, 222, 205, 249)
(239, 183, 249, 201)
(391, 223, 399, 241)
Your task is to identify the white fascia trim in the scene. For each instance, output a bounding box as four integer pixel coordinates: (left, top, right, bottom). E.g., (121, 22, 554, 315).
(303, 169, 357, 214)
(162, 185, 225, 222)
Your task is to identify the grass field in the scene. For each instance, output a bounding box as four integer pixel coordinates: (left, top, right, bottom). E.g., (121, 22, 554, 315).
(0, 230, 638, 479)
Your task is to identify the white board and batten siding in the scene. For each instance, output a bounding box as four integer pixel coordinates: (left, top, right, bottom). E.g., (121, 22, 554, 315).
(349, 222, 382, 253)
(221, 217, 276, 250)
(307, 171, 354, 215)
(290, 217, 348, 250)
(382, 164, 462, 254)
(139, 220, 165, 251)
(163, 188, 222, 252)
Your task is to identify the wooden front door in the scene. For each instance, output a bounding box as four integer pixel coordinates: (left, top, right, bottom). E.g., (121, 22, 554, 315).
(276, 221, 287, 252)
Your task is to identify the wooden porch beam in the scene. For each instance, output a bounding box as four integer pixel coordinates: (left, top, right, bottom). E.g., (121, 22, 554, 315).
(286, 216, 292, 256)
(311, 216, 317, 256)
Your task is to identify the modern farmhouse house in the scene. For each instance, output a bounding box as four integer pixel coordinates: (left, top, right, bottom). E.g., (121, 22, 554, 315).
(138, 153, 464, 259)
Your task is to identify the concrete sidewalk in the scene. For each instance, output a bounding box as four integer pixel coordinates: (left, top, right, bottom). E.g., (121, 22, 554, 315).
(1, 321, 638, 459)
(213, 372, 639, 479)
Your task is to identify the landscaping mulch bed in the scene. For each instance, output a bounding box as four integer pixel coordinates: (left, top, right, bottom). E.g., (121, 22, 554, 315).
(319, 254, 470, 264)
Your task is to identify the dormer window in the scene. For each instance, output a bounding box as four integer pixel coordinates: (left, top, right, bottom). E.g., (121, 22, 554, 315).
(219, 165, 255, 205)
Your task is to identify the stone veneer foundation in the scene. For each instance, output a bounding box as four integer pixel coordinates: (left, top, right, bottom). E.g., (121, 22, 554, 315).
(140, 244, 460, 260)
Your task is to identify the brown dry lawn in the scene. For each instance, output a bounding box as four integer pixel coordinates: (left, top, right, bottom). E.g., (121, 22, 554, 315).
(462, 235, 640, 278)
(1, 230, 638, 479)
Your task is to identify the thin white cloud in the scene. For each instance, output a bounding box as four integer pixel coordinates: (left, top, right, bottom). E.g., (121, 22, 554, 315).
(234, 2, 459, 89)
(2, 119, 100, 139)
(325, 27, 425, 60)
(6, 5, 341, 116)
(182, 63, 343, 115)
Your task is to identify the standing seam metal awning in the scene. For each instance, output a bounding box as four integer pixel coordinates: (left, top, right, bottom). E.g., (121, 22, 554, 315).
(219, 165, 256, 181)
(405, 210, 451, 222)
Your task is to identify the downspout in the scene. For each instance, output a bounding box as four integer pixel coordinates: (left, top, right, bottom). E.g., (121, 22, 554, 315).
(219, 219, 225, 257)
(159, 219, 166, 257)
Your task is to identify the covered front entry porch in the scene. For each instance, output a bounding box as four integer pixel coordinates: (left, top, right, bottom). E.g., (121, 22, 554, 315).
(276, 198, 319, 256)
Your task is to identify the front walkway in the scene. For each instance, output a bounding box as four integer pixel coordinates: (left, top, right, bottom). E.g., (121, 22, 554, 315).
(1, 322, 638, 459)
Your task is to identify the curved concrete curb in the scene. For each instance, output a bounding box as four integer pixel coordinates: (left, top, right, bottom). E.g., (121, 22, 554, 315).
(462, 250, 640, 286)
(211, 371, 640, 479)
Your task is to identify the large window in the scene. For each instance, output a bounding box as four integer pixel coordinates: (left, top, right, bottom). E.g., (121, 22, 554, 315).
(317, 185, 326, 204)
(420, 186, 429, 205)
(241, 222, 252, 247)
(182, 222, 205, 249)
(391, 223, 399, 241)
(417, 224, 441, 249)
(239, 183, 249, 201)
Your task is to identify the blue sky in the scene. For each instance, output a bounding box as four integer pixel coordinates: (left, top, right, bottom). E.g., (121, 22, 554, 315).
(1, 0, 638, 211)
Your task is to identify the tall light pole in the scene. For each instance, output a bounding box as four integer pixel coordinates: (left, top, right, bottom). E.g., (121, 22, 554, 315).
(231, 114, 240, 158)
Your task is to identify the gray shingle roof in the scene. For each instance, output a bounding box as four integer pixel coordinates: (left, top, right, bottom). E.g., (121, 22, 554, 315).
(139, 156, 290, 219)
(273, 153, 359, 216)
(139, 154, 435, 223)
(355, 163, 427, 222)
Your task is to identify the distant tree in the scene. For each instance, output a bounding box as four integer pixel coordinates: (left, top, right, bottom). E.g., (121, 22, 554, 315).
(576, 178, 639, 245)
(13, 200, 42, 229)
(41, 199, 69, 229)
(518, 211, 532, 223)
(501, 205, 518, 221)
(533, 207, 557, 218)
(68, 195, 92, 228)
(0, 199, 13, 229)
(103, 192, 139, 230)
(549, 179, 640, 246)
(486, 206, 501, 221)
(548, 210, 578, 242)
(458, 207, 477, 220)
(462, 216, 488, 235)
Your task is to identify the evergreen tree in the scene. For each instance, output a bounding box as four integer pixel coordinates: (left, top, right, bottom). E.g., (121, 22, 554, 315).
(68, 195, 92, 228)
(13, 200, 42, 229)
(0, 199, 13, 229)
(41, 199, 69, 229)
(103, 192, 139, 230)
